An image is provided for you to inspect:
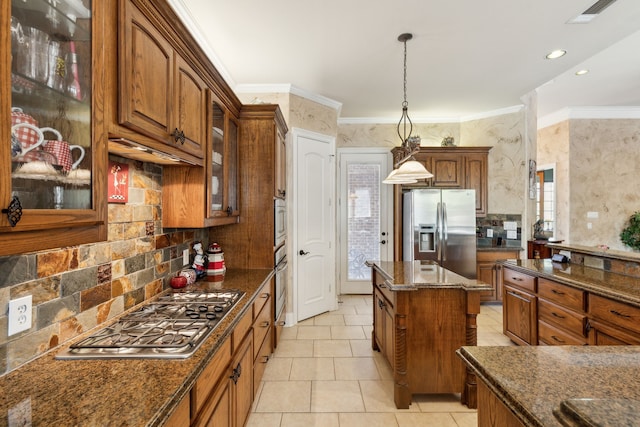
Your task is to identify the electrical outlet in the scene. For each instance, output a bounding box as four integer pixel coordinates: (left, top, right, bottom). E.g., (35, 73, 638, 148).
(183, 249, 190, 266)
(8, 295, 32, 336)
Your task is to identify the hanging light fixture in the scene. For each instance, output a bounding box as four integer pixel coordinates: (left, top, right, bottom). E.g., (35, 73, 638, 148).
(383, 33, 433, 184)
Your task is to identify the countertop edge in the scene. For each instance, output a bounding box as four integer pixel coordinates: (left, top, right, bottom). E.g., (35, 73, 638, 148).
(456, 347, 543, 427)
(499, 260, 640, 308)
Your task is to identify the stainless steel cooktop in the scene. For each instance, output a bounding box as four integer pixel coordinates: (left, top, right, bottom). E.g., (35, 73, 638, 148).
(56, 289, 244, 360)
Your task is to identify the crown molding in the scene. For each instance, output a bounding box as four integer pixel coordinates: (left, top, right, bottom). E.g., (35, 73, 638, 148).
(235, 84, 343, 113)
(538, 106, 640, 129)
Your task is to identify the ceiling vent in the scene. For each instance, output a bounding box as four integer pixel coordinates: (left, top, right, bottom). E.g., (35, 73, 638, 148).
(568, 0, 618, 23)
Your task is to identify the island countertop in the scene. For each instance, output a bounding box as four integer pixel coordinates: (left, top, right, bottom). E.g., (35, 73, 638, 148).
(457, 345, 640, 427)
(0, 268, 273, 427)
(367, 260, 491, 292)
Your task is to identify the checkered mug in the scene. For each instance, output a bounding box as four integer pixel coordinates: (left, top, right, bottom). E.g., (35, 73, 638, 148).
(10, 122, 44, 156)
(41, 127, 85, 172)
(11, 107, 41, 151)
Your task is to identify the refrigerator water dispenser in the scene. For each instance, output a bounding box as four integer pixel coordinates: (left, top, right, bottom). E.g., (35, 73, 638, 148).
(418, 224, 436, 252)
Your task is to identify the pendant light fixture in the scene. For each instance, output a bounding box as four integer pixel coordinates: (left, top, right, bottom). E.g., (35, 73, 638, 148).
(383, 33, 433, 184)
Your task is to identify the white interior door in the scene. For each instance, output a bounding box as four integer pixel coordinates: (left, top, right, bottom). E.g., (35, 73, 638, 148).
(292, 128, 336, 322)
(338, 149, 393, 294)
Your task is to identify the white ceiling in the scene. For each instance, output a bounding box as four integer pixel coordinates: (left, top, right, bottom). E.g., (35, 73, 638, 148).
(172, 0, 640, 123)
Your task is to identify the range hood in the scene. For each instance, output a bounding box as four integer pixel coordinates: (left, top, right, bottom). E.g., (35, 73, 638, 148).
(108, 137, 199, 166)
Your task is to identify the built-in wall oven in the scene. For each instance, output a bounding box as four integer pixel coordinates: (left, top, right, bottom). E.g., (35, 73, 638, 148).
(275, 199, 286, 248)
(274, 198, 287, 346)
(274, 244, 287, 322)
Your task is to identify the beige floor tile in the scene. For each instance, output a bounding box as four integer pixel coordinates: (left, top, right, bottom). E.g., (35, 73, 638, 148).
(331, 304, 357, 315)
(262, 357, 292, 381)
(296, 325, 332, 340)
(313, 340, 353, 357)
(255, 381, 311, 412)
(339, 295, 370, 305)
(246, 412, 283, 427)
(297, 317, 315, 326)
(280, 325, 298, 340)
(330, 325, 366, 339)
(355, 305, 373, 315)
(372, 353, 394, 380)
(344, 314, 373, 326)
(359, 380, 420, 413)
(451, 411, 478, 427)
(414, 394, 474, 413)
(273, 340, 314, 358)
(313, 313, 346, 326)
(290, 357, 335, 380)
(338, 412, 399, 427)
(310, 380, 365, 412)
(334, 357, 380, 380)
(350, 339, 375, 357)
(395, 412, 459, 427)
(281, 412, 339, 427)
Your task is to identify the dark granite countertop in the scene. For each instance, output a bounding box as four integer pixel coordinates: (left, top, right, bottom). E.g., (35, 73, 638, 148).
(457, 346, 640, 427)
(0, 268, 273, 427)
(500, 259, 640, 307)
(554, 398, 640, 427)
(367, 260, 491, 292)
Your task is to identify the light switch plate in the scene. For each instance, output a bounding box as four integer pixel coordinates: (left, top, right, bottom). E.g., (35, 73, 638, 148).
(507, 230, 517, 239)
(486, 229, 493, 238)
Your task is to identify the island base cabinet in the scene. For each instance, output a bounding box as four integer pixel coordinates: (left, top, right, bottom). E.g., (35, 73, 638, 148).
(503, 285, 537, 345)
(477, 381, 525, 427)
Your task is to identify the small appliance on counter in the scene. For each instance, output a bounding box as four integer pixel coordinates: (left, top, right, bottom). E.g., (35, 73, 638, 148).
(207, 242, 226, 282)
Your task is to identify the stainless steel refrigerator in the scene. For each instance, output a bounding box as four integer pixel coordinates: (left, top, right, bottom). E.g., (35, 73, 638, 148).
(403, 189, 477, 278)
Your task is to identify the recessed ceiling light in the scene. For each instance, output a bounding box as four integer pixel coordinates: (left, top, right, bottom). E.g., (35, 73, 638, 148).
(575, 69, 589, 76)
(546, 49, 567, 60)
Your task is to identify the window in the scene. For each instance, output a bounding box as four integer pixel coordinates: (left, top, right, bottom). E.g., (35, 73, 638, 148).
(536, 168, 554, 232)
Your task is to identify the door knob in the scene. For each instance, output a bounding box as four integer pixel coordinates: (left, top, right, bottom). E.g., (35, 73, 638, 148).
(380, 240, 386, 244)
(299, 250, 309, 256)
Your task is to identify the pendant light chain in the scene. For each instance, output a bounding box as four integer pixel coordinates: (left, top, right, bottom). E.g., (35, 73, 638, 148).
(397, 33, 413, 144)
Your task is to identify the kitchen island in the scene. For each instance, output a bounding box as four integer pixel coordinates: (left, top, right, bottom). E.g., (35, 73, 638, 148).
(457, 345, 640, 427)
(368, 260, 491, 409)
(0, 268, 273, 426)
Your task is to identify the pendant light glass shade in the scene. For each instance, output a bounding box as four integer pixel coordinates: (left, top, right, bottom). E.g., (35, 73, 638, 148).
(383, 33, 433, 185)
(382, 168, 418, 184)
(392, 160, 433, 179)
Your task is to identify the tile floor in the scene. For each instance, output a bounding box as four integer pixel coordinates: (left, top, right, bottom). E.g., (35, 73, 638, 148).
(247, 295, 514, 427)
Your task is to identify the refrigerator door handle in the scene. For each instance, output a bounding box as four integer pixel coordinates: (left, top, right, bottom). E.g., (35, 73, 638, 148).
(436, 202, 442, 261)
(442, 202, 448, 261)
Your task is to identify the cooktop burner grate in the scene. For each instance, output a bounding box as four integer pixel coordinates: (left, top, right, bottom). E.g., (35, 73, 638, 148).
(56, 289, 244, 359)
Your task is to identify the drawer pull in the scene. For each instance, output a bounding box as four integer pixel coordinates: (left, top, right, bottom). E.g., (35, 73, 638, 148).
(378, 299, 386, 309)
(261, 355, 270, 363)
(276, 320, 286, 326)
(551, 312, 566, 319)
(507, 290, 528, 302)
(551, 289, 565, 295)
(551, 335, 566, 344)
(261, 293, 270, 299)
(260, 321, 270, 328)
(511, 277, 523, 282)
(610, 310, 632, 319)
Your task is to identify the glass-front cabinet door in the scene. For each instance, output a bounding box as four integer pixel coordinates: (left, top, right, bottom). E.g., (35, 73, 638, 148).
(209, 93, 238, 222)
(1, 0, 107, 255)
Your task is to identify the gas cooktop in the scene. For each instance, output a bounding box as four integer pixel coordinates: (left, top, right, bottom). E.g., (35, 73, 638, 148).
(56, 289, 244, 360)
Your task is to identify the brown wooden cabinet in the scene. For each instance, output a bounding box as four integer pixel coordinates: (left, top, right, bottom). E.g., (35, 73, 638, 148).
(537, 278, 587, 345)
(476, 250, 519, 302)
(527, 240, 552, 259)
(1, 0, 108, 255)
(503, 268, 537, 345)
(588, 294, 640, 345)
(371, 266, 481, 409)
(163, 93, 239, 228)
(211, 104, 288, 269)
(252, 278, 273, 395)
(117, 0, 206, 161)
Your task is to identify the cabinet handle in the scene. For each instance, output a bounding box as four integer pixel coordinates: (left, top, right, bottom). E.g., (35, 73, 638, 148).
(230, 362, 242, 384)
(506, 290, 529, 303)
(260, 355, 269, 363)
(226, 206, 233, 216)
(171, 128, 186, 145)
(276, 320, 286, 326)
(610, 310, 632, 319)
(278, 189, 286, 197)
(551, 312, 566, 319)
(551, 335, 566, 344)
(2, 196, 23, 227)
(511, 276, 523, 282)
(261, 293, 270, 299)
(551, 289, 565, 295)
(260, 321, 270, 328)
(378, 299, 386, 309)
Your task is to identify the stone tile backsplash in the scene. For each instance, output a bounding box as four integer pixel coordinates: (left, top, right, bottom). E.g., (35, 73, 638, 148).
(0, 157, 208, 375)
(477, 214, 523, 248)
